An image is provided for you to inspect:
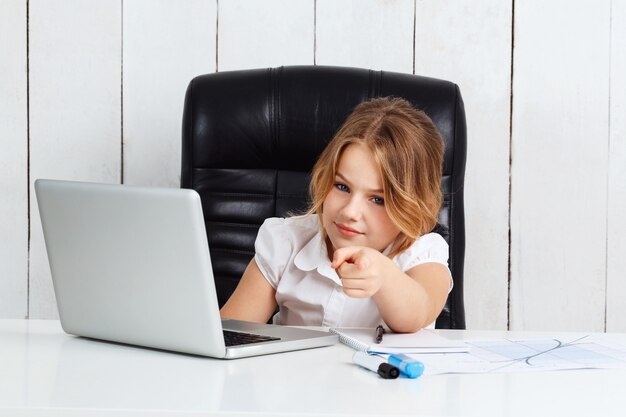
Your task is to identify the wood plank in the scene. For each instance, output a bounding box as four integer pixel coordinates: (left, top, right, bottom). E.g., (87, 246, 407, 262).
(123, 0, 217, 186)
(606, 0, 626, 332)
(316, 0, 414, 73)
(218, 0, 314, 71)
(510, 0, 610, 331)
(29, 0, 122, 319)
(415, 0, 512, 330)
(0, 0, 28, 318)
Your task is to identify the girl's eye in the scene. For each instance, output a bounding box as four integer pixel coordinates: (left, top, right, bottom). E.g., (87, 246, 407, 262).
(371, 197, 385, 205)
(335, 183, 349, 192)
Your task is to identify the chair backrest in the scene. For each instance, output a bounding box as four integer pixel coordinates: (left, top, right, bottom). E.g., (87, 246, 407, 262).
(181, 65, 467, 329)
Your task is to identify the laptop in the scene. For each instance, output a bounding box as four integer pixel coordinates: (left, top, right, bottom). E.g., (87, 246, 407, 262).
(35, 179, 337, 359)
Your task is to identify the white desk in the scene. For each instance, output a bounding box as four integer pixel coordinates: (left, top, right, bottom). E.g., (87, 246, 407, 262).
(2, 319, 626, 417)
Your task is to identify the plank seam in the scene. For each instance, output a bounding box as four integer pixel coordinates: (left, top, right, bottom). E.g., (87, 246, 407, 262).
(507, 0, 516, 331)
(26, 0, 31, 320)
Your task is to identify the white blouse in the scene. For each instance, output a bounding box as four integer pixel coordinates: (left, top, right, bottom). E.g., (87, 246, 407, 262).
(254, 215, 451, 329)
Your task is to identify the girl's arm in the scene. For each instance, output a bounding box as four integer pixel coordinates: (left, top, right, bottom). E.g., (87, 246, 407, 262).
(332, 247, 450, 333)
(219, 259, 278, 324)
(374, 262, 450, 332)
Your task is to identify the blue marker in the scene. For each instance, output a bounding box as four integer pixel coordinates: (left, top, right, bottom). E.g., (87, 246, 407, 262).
(388, 354, 424, 378)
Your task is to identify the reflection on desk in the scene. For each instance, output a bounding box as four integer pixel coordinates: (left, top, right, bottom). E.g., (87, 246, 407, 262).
(2, 319, 626, 417)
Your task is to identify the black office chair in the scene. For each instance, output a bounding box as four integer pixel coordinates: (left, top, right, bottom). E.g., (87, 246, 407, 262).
(181, 65, 467, 329)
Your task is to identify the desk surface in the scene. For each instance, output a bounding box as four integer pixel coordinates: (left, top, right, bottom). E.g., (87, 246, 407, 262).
(2, 319, 626, 417)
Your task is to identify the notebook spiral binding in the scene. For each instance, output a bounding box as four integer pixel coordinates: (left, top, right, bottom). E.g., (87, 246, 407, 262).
(330, 328, 369, 351)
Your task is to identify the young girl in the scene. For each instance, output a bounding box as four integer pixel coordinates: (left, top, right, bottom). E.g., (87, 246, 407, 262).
(220, 97, 451, 332)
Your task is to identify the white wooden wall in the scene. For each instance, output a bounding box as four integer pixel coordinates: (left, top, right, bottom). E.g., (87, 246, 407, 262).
(1, 0, 624, 331)
(1, 0, 28, 319)
(510, 0, 614, 331)
(123, 0, 216, 187)
(607, 0, 626, 333)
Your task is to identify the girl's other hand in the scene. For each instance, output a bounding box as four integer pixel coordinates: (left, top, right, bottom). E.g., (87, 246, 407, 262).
(331, 246, 392, 298)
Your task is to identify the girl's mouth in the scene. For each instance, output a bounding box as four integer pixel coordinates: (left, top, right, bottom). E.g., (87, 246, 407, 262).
(335, 223, 363, 237)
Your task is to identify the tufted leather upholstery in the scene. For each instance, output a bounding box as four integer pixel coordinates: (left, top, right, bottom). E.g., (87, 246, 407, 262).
(181, 65, 466, 329)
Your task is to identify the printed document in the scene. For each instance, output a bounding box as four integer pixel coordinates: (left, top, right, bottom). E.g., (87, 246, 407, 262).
(404, 335, 626, 375)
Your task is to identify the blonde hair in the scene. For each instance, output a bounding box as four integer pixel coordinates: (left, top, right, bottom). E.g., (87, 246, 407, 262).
(306, 97, 444, 257)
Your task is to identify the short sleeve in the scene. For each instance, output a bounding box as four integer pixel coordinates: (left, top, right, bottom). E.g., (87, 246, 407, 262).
(394, 233, 453, 292)
(395, 233, 449, 271)
(254, 218, 293, 289)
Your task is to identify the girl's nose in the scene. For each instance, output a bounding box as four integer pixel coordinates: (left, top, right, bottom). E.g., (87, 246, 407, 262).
(339, 196, 363, 221)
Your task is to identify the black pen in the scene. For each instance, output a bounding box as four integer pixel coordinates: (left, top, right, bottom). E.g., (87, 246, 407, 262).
(375, 325, 385, 344)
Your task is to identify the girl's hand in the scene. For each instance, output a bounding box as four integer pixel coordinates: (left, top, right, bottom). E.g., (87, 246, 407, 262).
(331, 246, 392, 298)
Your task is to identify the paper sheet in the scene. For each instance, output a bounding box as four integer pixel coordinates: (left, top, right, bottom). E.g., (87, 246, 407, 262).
(400, 335, 626, 375)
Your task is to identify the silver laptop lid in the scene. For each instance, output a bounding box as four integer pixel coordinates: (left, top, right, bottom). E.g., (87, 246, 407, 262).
(35, 179, 228, 357)
(36, 179, 337, 358)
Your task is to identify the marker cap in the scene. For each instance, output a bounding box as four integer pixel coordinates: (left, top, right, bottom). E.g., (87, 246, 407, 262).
(377, 362, 400, 379)
(388, 353, 424, 378)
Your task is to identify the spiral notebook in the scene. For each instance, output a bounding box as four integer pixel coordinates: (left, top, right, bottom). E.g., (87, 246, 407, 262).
(330, 327, 469, 354)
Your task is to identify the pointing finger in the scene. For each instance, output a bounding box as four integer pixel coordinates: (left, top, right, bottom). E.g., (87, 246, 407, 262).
(331, 247, 361, 269)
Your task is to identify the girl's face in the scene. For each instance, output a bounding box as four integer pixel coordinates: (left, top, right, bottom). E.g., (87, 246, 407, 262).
(322, 143, 401, 255)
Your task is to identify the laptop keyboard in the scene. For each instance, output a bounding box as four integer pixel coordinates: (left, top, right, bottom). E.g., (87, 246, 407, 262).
(223, 330, 281, 347)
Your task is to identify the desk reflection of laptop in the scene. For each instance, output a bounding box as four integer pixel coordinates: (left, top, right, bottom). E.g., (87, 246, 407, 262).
(35, 179, 337, 359)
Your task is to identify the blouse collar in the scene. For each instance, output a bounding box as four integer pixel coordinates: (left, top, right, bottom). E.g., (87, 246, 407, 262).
(294, 225, 342, 286)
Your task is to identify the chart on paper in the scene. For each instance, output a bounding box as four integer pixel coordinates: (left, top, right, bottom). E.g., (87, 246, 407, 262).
(407, 335, 626, 375)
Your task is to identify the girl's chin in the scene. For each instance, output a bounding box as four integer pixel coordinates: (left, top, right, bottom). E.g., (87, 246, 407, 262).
(328, 235, 366, 250)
